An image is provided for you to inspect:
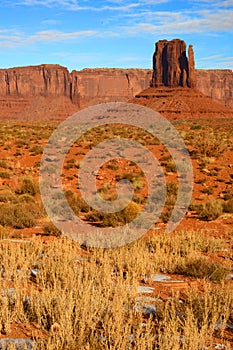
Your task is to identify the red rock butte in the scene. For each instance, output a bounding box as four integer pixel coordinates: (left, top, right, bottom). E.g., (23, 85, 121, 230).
(133, 39, 233, 120)
(151, 39, 196, 88)
(0, 39, 232, 121)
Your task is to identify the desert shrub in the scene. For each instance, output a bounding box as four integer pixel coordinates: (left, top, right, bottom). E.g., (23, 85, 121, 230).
(223, 198, 233, 213)
(64, 158, 76, 170)
(0, 190, 17, 203)
(65, 190, 90, 214)
(86, 200, 141, 227)
(0, 203, 36, 228)
(106, 160, 119, 171)
(165, 160, 176, 173)
(161, 156, 176, 173)
(222, 190, 233, 201)
(0, 160, 8, 169)
(201, 186, 214, 195)
(30, 144, 43, 155)
(14, 149, 22, 156)
(116, 173, 145, 191)
(16, 139, 29, 148)
(158, 182, 178, 223)
(175, 256, 229, 282)
(43, 223, 62, 237)
(0, 230, 232, 349)
(189, 129, 228, 158)
(16, 177, 39, 196)
(121, 201, 141, 223)
(196, 200, 223, 221)
(18, 194, 36, 203)
(190, 123, 202, 130)
(0, 171, 10, 179)
(195, 178, 206, 184)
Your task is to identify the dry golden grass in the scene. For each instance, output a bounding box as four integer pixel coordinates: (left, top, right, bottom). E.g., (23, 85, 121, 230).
(0, 231, 232, 349)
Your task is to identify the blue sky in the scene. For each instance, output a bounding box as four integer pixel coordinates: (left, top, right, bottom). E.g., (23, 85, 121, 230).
(0, 0, 232, 71)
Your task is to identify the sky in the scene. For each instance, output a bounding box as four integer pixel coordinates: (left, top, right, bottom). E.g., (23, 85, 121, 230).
(0, 0, 232, 71)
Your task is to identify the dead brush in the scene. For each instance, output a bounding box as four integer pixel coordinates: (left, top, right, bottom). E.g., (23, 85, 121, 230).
(0, 232, 232, 349)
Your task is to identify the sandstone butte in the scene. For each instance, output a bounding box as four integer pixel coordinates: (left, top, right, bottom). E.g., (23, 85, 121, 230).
(133, 38, 233, 119)
(0, 38, 232, 121)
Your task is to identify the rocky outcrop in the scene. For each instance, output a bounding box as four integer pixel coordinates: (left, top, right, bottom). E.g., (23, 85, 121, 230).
(0, 63, 232, 120)
(151, 39, 196, 88)
(133, 86, 233, 120)
(188, 45, 196, 88)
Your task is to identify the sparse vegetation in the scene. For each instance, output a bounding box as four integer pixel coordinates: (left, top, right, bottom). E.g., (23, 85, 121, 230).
(43, 222, 62, 237)
(223, 198, 233, 213)
(0, 171, 10, 179)
(0, 119, 232, 349)
(0, 203, 36, 228)
(0, 232, 232, 349)
(188, 128, 228, 158)
(16, 177, 39, 196)
(196, 200, 223, 221)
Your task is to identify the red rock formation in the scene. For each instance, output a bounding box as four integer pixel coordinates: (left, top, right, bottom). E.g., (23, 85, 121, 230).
(188, 45, 196, 88)
(0, 64, 71, 97)
(133, 86, 233, 120)
(71, 68, 151, 107)
(0, 62, 232, 120)
(0, 66, 152, 120)
(151, 39, 196, 88)
(196, 69, 233, 108)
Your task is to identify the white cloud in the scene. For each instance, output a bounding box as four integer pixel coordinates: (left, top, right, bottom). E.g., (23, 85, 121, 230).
(190, 0, 233, 6)
(0, 29, 116, 47)
(0, 29, 24, 47)
(121, 9, 233, 35)
(15, 0, 141, 11)
(26, 30, 98, 43)
(17, 0, 78, 7)
(199, 54, 222, 61)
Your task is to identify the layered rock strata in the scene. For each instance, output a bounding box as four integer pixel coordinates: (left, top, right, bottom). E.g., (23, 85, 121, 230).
(151, 39, 196, 88)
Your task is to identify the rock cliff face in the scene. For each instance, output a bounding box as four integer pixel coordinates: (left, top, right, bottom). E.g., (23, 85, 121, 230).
(0, 64, 71, 97)
(151, 39, 196, 88)
(0, 63, 232, 120)
(0, 66, 151, 119)
(196, 69, 233, 108)
(71, 68, 151, 106)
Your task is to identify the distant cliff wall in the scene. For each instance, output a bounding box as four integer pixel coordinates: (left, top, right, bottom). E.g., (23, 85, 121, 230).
(0, 64, 71, 97)
(0, 64, 232, 120)
(196, 69, 233, 108)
